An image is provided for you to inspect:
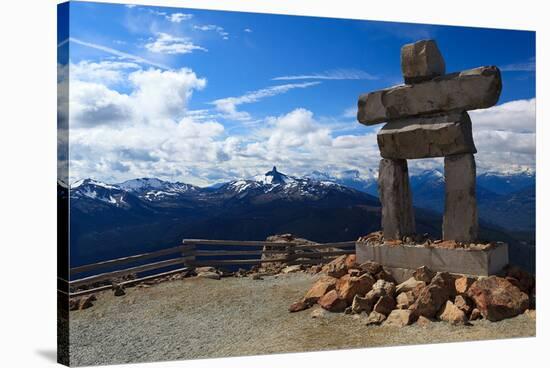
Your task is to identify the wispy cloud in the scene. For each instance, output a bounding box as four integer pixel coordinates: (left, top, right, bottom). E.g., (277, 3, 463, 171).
(193, 24, 229, 40)
(64, 37, 171, 69)
(244, 28, 253, 33)
(273, 68, 378, 81)
(145, 33, 207, 55)
(167, 13, 193, 23)
(500, 58, 536, 72)
(211, 82, 321, 121)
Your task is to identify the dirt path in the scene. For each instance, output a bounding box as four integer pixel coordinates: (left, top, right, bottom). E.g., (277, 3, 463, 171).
(69, 273, 535, 366)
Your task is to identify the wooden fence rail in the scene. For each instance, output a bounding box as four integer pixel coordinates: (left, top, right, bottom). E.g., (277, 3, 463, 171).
(67, 239, 356, 295)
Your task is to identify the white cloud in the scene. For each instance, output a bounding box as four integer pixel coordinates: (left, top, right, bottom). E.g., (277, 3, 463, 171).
(244, 28, 252, 33)
(69, 37, 170, 69)
(500, 58, 536, 72)
(193, 24, 229, 40)
(145, 33, 207, 54)
(211, 82, 321, 121)
(167, 13, 193, 23)
(273, 69, 378, 81)
(70, 60, 140, 86)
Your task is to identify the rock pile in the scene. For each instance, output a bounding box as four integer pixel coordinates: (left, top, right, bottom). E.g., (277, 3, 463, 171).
(290, 256, 535, 326)
(356, 39, 502, 243)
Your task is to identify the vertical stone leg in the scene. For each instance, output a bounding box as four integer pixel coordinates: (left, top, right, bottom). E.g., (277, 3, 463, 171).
(378, 158, 416, 240)
(443, 153, 478, 242)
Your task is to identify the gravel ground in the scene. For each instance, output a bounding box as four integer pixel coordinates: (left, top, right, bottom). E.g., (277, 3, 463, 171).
(69, 273, 535, 366)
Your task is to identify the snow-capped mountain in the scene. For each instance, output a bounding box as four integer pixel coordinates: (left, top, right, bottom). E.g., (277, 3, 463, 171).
(70, 179, 129, 207)
(219, 166, 355, 201)
(477, 169, 535, 195)
(116, 178, 200, 201)
(305, 169, 378, 195)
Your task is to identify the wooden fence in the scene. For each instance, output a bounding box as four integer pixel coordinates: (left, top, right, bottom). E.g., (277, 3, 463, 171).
(66, 239, 356, 297)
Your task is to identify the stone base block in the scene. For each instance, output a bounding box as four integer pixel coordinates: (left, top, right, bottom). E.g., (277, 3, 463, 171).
(356, 242, 509, 277)
(377, 112, 476, 159)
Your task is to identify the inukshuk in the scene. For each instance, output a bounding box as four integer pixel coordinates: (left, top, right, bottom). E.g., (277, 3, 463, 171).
(357, 40, 502, 243)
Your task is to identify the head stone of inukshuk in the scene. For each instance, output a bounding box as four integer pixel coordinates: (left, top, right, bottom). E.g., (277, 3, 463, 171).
(357, 40, 502, 243)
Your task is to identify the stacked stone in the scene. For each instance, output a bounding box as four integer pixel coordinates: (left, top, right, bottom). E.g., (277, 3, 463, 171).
(357, 40, 502, 243)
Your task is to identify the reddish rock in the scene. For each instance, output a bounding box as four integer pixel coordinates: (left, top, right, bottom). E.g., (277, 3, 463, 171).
(336, 274, 375, 303)
(303, 276, 337, 304)
(524, 309, 536, 320)
(396, 291, 416, 310)
(365, 311, 387, 325)
(322, 255, 348, 278)
(319, 290, 348, 312)
(454, 294, 473, 315)
(373, 295, 396, 316)
(359, 261, 383, 275)
(384, 309, 414, 327)
(344, 254, 357, 269)
(409, 272, 455, 318)
(289, 300, 312, 313)
(347, 268, 366, 277)
(372, 279, 396, 296)
(467, 276, 529, 321)
(413, 266, 435, 283)
(437, 300, 467, 325)
(455, 276, 476, 294)
(396, 277, 425, 294)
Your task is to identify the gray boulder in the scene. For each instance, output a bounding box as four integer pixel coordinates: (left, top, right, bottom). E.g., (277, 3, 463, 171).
(401, 39, 446, 84)
(357, 66, 502, 125)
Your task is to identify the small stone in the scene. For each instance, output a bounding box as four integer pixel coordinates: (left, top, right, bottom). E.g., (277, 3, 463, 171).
(113, 284, 125, 296)
(455, 276, 476, 294)
(372, 279, 396, 296)
(195, 266, 217, 273)
(318, 290, 348, 312)
(303, 276, 337, 304)
(413, 266, 435, 283)
(289, 300, 311, 313)
(281, 265, 302, 274)
(252, 274, 263, 280)
(358, 261, 382, 275)
(79, 295, 95, 310)
(409, 272, 455, 319)
(365, 311, 387, 325)
(384, 309, 414, 327)
(197, 271, 221, 280)
(396, 291, 416, 310)
(373, 295, 396, 316)
(310, 307, 327, 319)
(396, 277, 426, 294)
(505, 265, 535, 294)
(344, 254, 357, 269)
(437, 300, 467, 325)
(401, 39, 446, 84)
(336, 274, 376, 303)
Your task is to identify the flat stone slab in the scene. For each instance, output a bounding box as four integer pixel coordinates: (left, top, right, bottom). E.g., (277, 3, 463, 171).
(377, 112, 477, 159)
(401, 39, 446, 84)
(357, 66, 502, 125)
(356, 242, 508, 276)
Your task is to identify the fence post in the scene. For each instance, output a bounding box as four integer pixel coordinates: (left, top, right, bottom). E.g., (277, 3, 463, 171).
(182, 240, 196, 270)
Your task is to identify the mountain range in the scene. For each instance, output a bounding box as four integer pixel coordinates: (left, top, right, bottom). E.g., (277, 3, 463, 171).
(65, 166, 535, 272)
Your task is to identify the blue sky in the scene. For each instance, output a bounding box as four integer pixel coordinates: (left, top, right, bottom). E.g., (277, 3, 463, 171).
(59, 1, 536, 186)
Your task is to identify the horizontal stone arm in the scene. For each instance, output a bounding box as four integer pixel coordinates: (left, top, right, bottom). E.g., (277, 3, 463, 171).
(357, 66, 502, 125)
